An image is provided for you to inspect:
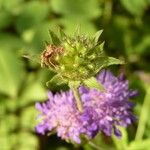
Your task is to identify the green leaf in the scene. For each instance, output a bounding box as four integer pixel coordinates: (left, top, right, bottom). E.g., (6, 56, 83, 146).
(98, 42, 105, 51)
(135, 86, 150, 141)
(0, 113, 18, 149)
(0, 33, 24, 51)
(120, 0, 147, 16)
(20, 106, 37, 131)
(49, 30, 61, 45)
(14, 132, 38, 150)
(56, 147, 69, 150)
(60, 18, 97, 35)
(31, 21, 60, 51)
(51, 0, 101, 20)
(19, 79, 47, 107)
(68, 81, 81, 88)
(128, 139, 150, 150)
(83, 77, 105, 91)
(0, 135, 11, 150)
(83, 144, 94, 150)
(106, 57, 125, 66)
(15, 1, 50, 32)
(0, 49, 24, 97)
(112, 128, 128, 150)
(96, 56, 124, 73)
(0, 12, 12, 30)
(0, 0, 24, 14)
(59, 27, 67, 40)
(46, 74, 68, 91)
(93, 30, 103, 45)
(0, 113, 18, 134)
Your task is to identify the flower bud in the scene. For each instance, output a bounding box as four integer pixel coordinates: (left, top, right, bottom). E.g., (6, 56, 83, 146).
(41, 29, 124, 82)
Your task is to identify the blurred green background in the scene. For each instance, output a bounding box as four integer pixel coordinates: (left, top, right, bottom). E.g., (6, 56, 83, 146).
(0, 0, 150, 150)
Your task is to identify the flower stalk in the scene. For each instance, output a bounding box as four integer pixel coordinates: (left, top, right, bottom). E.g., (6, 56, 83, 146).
(72, 86, 83, 113)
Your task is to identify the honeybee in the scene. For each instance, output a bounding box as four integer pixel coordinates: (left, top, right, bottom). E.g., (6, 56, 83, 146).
(41, 44, 64, 68)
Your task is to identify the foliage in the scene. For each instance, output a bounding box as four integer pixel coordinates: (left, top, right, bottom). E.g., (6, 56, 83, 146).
(0, 0, 150, 150)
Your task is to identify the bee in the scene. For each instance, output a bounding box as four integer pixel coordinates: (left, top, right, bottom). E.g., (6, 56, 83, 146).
(41, 44, 64, 68)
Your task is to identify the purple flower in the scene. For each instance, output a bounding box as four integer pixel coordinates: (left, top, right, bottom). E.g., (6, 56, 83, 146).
(35, 70, 137, 143)
(35, 91, 97, 143)
(81, 70, 137, 137)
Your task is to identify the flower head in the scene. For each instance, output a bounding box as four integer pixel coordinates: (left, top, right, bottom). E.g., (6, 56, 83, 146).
(81, 70, 137, 137)
(35, 91, 97, 143)
(41, 29, 123, 82)
(35, 70, 137, 143)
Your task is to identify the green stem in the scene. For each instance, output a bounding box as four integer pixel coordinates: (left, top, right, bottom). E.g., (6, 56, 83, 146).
(88, 141, 103, 150)
(83, 136, 104, 150)
(135, 87, 150, 141)
(72, 87, 83, 113)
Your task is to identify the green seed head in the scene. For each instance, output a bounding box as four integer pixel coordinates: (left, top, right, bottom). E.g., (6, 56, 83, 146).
(41, 28, 124, 82)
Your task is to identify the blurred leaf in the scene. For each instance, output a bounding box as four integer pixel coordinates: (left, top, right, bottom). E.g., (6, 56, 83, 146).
(89, 133, 113, 150)
(0, 33, 24, 51)
(4, 98, 18, 112)
(60, 18, 97, 35)
(51, 0, 101, 20)
(128, 139, 150, 150)
(4, 115, 18, 132)
(0, 135, 11, 150)
(20, 106, 37, 131)
(120, 0, 147, 16)
(13, 132, 38, 150)
(83, 77, 105, 91)
(112, 128, 128, 150)
(83, 144, 93, 150)
(15, 1, 50, 33)
(22, 29, 35, 43)
(19, 76, 47, 107)
(0, 12, 12, 29)
(0, 49, 24, 97)
(0, 114, 18, 150)
(105, 15, 130, 54)
(49, 30, 61, 45)
(0, 0, 24, 14)
(133, 34, 150, 55)
(56, 147, 69, 150)
(31, 21, 60, 51)
(135, 86, 150, 141)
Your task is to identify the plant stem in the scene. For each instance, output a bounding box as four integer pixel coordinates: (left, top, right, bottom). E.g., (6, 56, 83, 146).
(88, 141, 103, 150)
(135, 87, 150, 141)
(72, 87, 83, 113)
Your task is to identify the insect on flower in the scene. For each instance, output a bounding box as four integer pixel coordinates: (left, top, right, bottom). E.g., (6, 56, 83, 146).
(22, 42, 64, 70)
(41, 43, 64, 68)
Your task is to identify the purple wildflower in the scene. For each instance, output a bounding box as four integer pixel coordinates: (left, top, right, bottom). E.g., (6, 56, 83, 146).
(35, 70, 137, 143)
(35, 91, 97, 143)
(81, 70, 137, 137)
